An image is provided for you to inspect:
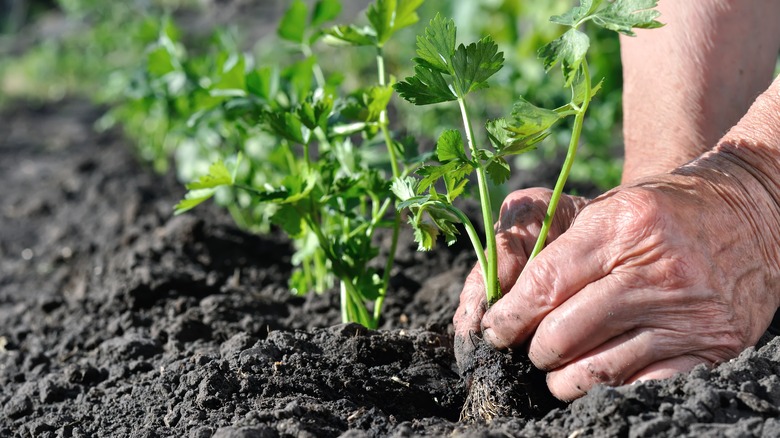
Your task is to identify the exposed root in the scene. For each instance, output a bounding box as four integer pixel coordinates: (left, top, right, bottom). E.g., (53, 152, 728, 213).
(458, 340, 562, 423)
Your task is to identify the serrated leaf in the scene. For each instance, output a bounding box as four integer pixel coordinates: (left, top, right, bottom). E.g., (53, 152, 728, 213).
(246, 67, 278, 100)
(485, 156, 511, 185)
(297, 94, 333, 130)
(509, 97, 562, 136)
(538, 28, 589, 86)
(443, 172, 469, 201)
(452, 36, 504, 95)
(174, 188, 218, 215)
(174, 159, 237, 215)
(550, 0, 603, 27)
(394, 65, 456, 105)
(486, 118, 544, 158)
(572, 74, 603, 106)
(416, 160, 473, 192)
(391, 176, 418, 201)
(278, 0, 308, 43)
(485, 118, 514, 150)
(412, 220, 439, 251)
(436, 129, 466, 162)
(593, 0, 663, 36)
(271, 203, 305, 237)
(414, 14, 456, 73)
(263, 111, 309, 144)
(323, 25, 376, 46)
(368, 0, 424, 46)
(311, 0, 342, 28)
(365, 85, 394, 122)
(186, 159, 233, 189)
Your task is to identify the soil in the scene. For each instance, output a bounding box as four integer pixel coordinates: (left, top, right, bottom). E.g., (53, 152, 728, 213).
(3, 96, 780, 438)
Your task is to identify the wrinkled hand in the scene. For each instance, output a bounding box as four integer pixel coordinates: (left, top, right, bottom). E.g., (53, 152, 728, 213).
(453, 188, 588, 372)
(481, 151, 780, 400)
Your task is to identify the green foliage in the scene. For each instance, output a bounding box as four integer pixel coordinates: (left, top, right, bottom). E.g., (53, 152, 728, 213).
(121, 0, 427, 329)
(393, 0, 661, 304)
(3, 0, 659, 327)
(394, 14, 504, 103)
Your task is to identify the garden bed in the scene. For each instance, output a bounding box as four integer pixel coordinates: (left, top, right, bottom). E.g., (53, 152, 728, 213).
(3, 100, 780, 437)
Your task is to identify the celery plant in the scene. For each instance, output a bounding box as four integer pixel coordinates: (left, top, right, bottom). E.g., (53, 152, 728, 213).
(392, 0, 661, 304)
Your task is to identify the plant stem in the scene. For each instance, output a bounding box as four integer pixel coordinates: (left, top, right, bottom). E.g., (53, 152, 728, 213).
(457, 97, 499, 304)
(373, 47, 402, 324)
(300, 209, 375, 327)
(444, 204, 488, 289)
(529, 61, 592, 262)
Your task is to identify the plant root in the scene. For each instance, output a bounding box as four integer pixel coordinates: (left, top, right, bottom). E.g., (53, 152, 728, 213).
(458, 339, 562, 423)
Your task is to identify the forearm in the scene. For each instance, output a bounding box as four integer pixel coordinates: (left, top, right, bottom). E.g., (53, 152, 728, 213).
(620, 0, 780, 183)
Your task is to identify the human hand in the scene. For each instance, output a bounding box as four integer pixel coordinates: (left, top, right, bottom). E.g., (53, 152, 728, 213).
(453, 187, 588, 373)
(481, 151, 780, 400)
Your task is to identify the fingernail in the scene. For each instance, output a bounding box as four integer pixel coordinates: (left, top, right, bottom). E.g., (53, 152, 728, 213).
(483, 328, 502, 349)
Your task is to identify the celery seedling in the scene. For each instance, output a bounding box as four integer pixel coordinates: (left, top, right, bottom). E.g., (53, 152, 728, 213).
(392, 0, 661, 306)
(173, 0, 427, 329)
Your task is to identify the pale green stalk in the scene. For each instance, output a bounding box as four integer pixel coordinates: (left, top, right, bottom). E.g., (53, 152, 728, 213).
(529, 60, 592, 262)
(373, 48, 402, 323)
(457, 97, 499, 305)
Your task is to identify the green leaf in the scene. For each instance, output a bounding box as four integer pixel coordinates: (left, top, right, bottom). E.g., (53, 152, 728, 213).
(186, 159, 234, 189)
(436, 129, 466, 162)
(416, 161, 473, 192)
(413, 14, 456, 73)
(593, 0, 663, 36)
(550, 0, 603, 27)
(323, 25, 376, 46)
(311, 0, 342, 28)
(297, 94, 334, 130)
(391, 176, 417, 201)
(399, 14, 503, 102)
(572, 74, 603, 106)
(278, 0, 308, 43)
(174, 189, 217, 215)
(263, 111, 309, 144)
(486, 118, 544, 157)
(212, 53, 246, 95)
(368, 0, 424, 46)
(147, 45, 176, 77)
(412, 220, 440, 251)
(485, 155, 511, 185)
(246, 67, 278, 100)
(365, 85, 394, 122)
(174, 158, 237, 215)
(538, 28, 590, 86)
(443, 172, 469, 201)
(452, 36, 504, 95)
(271, 203, 304, 237)
(394, 65, 456, 105)
(283, 57, 317, 103)
(508, 97, 562, 136)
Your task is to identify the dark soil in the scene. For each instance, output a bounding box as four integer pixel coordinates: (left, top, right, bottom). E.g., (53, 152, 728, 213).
(3, 100, 780, 438)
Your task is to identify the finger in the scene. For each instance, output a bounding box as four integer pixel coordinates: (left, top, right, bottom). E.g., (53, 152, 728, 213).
(527, 273, 633, 371)
(544, 328, 710, 401)
(454, 189, 568, 338)
(453, 266, 489, 338)
(626, 355, 705, 383)
(481, 220, 615, 349)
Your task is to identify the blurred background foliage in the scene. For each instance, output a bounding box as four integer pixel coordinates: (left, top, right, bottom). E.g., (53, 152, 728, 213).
(1, 0, 637, 192)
